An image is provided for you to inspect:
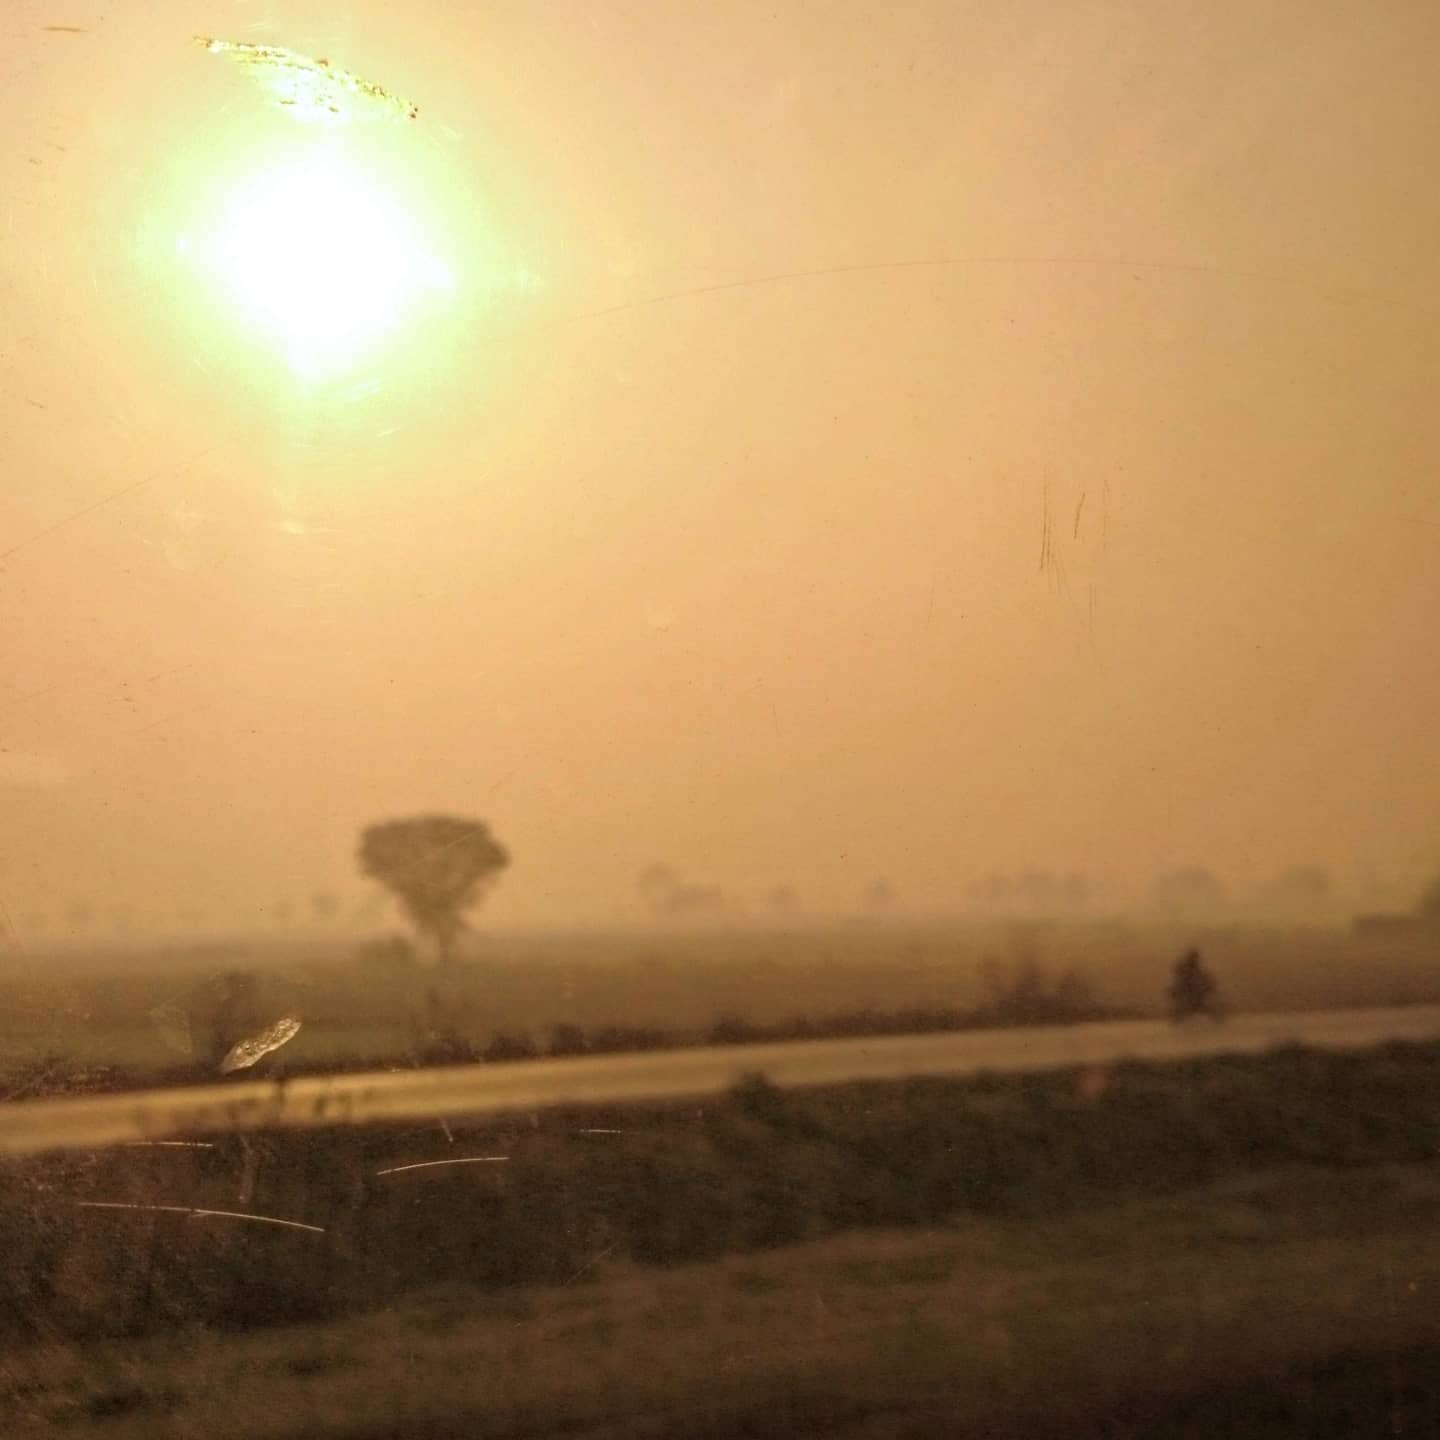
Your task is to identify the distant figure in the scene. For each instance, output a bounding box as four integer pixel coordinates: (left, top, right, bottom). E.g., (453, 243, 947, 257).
(1168, 948, 1223, 1023)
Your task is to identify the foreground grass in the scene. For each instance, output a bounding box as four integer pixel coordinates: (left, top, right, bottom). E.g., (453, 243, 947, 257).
(6, 1040, 1440, 1342)
(5, 1163, 1439, 1439)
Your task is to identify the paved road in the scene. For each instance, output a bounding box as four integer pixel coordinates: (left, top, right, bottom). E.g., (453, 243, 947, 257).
(4, 1004, 1440, 1156)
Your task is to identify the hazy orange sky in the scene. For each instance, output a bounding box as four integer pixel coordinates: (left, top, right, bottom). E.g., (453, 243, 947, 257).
(2, 0, 1437, 936)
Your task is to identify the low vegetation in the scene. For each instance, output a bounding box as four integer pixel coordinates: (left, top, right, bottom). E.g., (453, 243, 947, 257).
(3, 1038, 1438, 1343)
(6, 1161, 1439, 1438)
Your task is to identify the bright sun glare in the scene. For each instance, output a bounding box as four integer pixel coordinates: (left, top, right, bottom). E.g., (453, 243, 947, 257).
(200, 145, 452, 378)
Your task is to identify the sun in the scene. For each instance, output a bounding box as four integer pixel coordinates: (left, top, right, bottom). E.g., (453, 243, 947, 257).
(200, 144, 452, 378)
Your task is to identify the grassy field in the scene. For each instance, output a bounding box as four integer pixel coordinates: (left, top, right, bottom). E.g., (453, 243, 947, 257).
(4, 919, 1439, 1083)
(6, 1162, 1439, 1438)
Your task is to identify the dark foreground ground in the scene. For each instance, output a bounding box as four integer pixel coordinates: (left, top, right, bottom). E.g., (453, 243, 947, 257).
(4, 1040, 1439, 1436)
(6, 1163, 1439, 1438)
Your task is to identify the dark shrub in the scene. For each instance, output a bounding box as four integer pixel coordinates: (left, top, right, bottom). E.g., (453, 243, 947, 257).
(483, 1031, 539, 1063)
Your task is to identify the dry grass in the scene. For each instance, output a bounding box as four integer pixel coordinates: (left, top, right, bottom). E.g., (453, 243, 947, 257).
(5, 1163, 1439, 1439)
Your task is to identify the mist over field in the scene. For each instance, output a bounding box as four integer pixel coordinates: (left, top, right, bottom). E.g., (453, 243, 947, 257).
(3, 0, 1439, 956)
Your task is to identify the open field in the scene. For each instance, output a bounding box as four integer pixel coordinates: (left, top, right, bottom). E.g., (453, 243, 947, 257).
(6, 1162, 1439, 1439)
(4, 920, 1439, 1084)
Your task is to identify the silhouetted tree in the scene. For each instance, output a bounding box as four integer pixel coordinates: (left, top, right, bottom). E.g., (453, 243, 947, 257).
(358, 815, 510, 966)
(637, 863, 729, 919)
(1263, 864, 1332, 915)
(1151, 867, 1228, 917)
(977, 954, 1104, 1025)
(970, 871, 1090, 913)
(1016, 870, 1092, 912)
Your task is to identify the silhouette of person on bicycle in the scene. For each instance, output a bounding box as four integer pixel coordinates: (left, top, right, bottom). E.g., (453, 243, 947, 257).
(1168, 948, 1224, 1022)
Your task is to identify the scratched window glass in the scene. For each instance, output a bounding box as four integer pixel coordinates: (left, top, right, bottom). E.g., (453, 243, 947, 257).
(3, 3, 1439, 1436)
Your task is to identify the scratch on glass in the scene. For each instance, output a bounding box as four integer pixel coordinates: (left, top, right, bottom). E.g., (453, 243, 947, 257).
(193, 37, 420, 123)
(76, 1201, 325, 1234)
(375, 1156, 510, 1177)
